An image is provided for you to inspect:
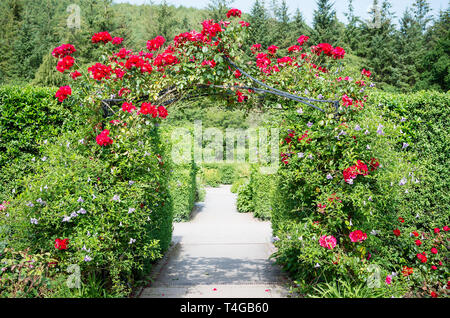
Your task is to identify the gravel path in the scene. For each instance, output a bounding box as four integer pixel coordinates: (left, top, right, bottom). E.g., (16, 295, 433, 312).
(139, 185, 292, 298)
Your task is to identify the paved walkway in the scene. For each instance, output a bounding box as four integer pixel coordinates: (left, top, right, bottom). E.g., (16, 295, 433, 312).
(139, 185, 292, 298)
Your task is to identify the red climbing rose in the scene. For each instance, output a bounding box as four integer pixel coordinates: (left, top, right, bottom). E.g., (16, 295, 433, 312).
(54, 238, 69, 250)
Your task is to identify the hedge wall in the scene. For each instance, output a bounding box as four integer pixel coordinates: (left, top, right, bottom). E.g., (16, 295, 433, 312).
(0, 85, 77, 166)
(371, 90, 450, 226)
(236, 165, 276, 220)
(0, 85, 79, 199)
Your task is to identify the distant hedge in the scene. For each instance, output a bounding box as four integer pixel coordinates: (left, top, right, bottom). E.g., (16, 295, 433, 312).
(0, 85, 78, 167)
(371, 90, 450, 226)
(236, 165, 275, 220)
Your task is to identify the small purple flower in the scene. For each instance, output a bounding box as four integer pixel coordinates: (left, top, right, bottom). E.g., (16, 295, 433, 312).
(304, 89, 309, 95)
(326, 174, 333, 180)
(128, 207, 135, 214)
(78, 208, 86, 214)
(354, 125, 361, 131)
(364, 130, 369, 135)
(400, 117, 406, 122)
(402, 143, 409, 149)
(62, 215, 71, 222)
(70, 211, 78, 218)
(307, 122, 313, 127)
(369, 83, 375, 87)
(84, 255, 92, 262)
(77, 196, 84, 203)
(317, 94, 323, 100)
(129, 238, 136, 244)
(296, 108, 303, 114)
(366, 145, 371, 150)
(308, 154, 313, 159)
(26, 202, 34, 207)
(112, 195, 120, 202)
(298, 152, 304, 158)
(272, 236, 280, 242)
(377, 124, 384, 135)
(368, 196, 373, 201)
(30, 218, 38, 225)
(399, 178, 407, 186)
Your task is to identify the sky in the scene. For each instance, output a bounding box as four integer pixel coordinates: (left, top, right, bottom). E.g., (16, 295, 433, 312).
(112, 0, 449, 25)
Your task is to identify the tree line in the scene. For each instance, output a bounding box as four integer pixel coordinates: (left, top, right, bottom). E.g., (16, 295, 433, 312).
(0, 0, 448, 92)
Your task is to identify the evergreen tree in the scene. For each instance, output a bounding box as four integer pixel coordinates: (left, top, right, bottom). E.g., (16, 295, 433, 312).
(206, 0, 234, 21)
(412, 0, 432, 32)
(248, 0, 271, 47)
(359, 0, 400, 89)
(396, 9, 423, 91)
(312, 0, 338, 43)
(343, 0, 363, 54)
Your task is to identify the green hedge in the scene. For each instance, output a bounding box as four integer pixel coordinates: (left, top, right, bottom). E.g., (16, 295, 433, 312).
(170, 162, 198, 222)
(0, 85, 77, 167)
(236, 165, 276, 220)
(371, 90, 450, 227)
(200, 163, 249, 187)
(0, 85, 80, 199)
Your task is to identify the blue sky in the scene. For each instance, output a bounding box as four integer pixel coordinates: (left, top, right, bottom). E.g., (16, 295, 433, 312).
(112, 0, 448, 25)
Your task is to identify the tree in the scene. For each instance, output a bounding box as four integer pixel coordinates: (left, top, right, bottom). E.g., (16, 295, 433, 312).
(248, 0, 271, 47)
(412, 0, 432, 32)
(342, 0, 363, 54)
(312, 0, 338, 43)
(206, 0, 234, 21)
(359, 0, 400, 89)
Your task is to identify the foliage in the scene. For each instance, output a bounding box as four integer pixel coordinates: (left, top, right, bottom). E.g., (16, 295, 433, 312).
(0, 85, 78, 167)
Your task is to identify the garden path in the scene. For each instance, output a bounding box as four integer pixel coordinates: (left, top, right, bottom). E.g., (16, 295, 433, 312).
(139, 185, 292, 298)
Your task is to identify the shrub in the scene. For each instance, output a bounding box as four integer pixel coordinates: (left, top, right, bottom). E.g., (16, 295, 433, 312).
(170, 163, 197, 222)
(236, 181, 254, 213)
(230, 178, 247, 193)
(0, 85, 78, 167)
(201, 167, 221, 187)
(1, 120, 173, 296)
(371, 91, 450, 227)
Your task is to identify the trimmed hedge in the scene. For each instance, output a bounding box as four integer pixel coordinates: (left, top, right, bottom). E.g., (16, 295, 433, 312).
(371, 90, 450, 227)
(0, 85, 77, 167)
(170, 162, 198, 222)
(0, 85, 80, 199)
(236, 165, 276, 220)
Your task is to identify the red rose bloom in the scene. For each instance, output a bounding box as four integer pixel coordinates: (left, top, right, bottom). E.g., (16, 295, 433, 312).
(70, 70, 82, 80)
(112, 37, 123, 45)
(55, 86, 72, 102)
(96, 129, 113, 146)
(268, 45, 279, 54)
(92, 31, 112, 44)
(56, 56, 75, 73)
(121, 102, 136, 113)
(139, 102, 158, 117)
(415, 239, 422, 246)
(332, 46, 345, 59)
(297, 35, 309, 46)
(433, 228, 440, 234)
(226, 8, 242, 18)
(362, 68, 372, 77)
(412, 231, 419, 237)
(52, 44, 76, 58)
(398, 217, 405, 223)
(157, 105, 168, 119)
(430, 291, 438, 298)
(147, 36, 166, 51)
(349, 230, 367, 243)
(431, 247, 438, 254)
(54, 238, 69, 250)
(417, 252, 427, 263)
(393, 228, 401, 237)
(443, 226, 449, 231)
